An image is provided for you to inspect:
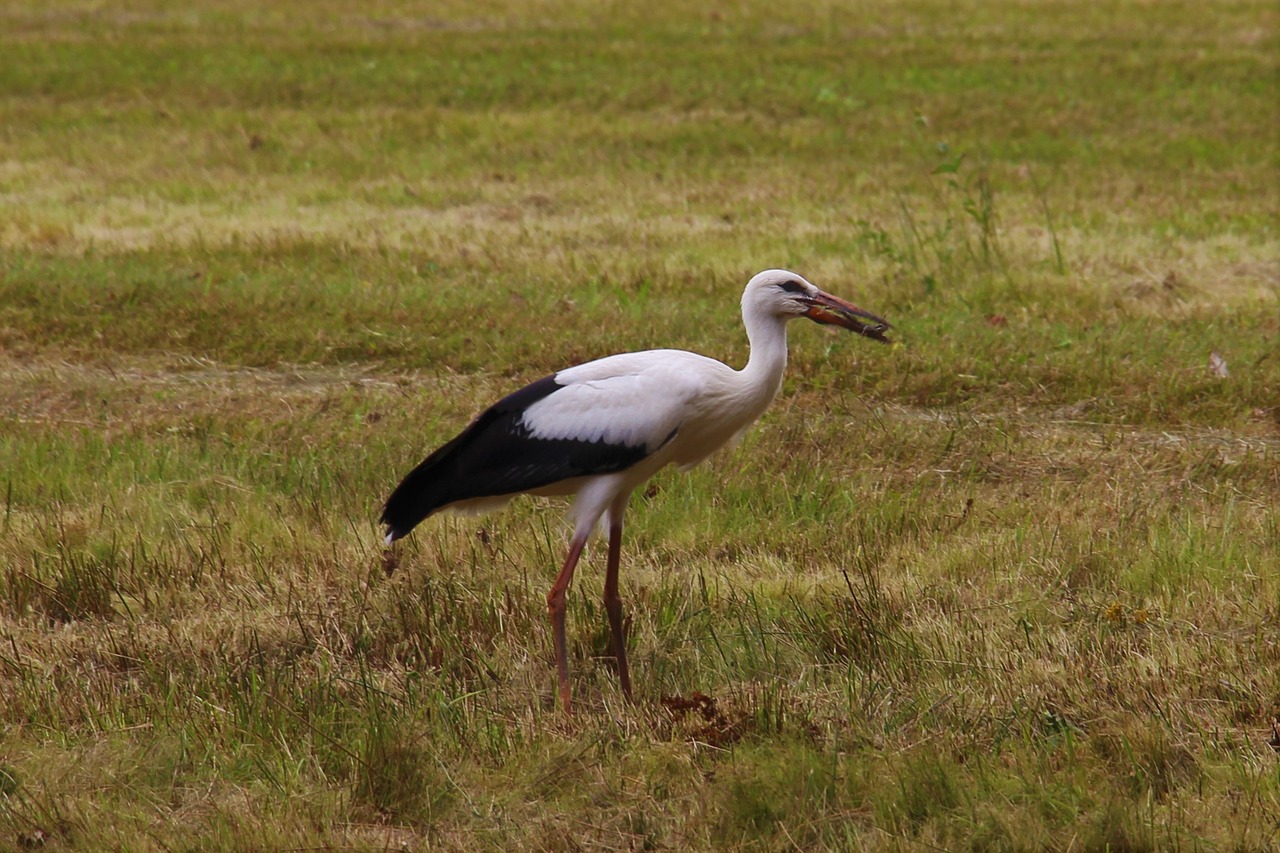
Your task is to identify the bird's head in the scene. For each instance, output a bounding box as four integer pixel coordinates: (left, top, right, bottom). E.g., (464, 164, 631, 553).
(742, 269, 892, 343)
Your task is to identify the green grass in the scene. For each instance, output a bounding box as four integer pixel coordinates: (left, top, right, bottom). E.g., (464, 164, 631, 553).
(1, 0, 1278, 849)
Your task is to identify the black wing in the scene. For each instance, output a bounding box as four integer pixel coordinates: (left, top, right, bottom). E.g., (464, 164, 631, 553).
(381, 375, 652, 541)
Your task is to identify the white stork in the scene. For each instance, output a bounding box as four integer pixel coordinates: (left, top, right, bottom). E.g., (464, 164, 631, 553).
(381, 269, 891, 713)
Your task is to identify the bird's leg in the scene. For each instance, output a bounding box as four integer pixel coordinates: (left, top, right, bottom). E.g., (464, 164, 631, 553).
(547, 532, 588, 714)
(603, 516, 633, 702)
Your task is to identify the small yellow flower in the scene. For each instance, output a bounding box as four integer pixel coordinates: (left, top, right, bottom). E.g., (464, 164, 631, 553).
(1104, 601, 1126, 623)
(1132, 608, 1150, 624)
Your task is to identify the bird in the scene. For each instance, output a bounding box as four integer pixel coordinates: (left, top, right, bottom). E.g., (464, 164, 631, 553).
(381, 269, 891, 713)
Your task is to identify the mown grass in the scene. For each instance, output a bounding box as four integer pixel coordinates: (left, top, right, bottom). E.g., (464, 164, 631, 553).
(1, 0, 1278, 850)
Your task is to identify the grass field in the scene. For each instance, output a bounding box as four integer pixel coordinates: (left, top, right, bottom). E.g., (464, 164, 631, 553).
(1, 0, 1278, 849)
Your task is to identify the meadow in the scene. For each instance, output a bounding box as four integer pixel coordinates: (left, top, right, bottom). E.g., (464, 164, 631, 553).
(1, 0, 1278, 849)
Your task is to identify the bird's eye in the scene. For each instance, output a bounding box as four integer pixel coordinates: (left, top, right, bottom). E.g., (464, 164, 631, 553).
(777, 280, 806, 294)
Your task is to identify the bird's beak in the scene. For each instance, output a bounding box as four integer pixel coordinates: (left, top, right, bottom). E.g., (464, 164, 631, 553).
(805, 291, 893, 343)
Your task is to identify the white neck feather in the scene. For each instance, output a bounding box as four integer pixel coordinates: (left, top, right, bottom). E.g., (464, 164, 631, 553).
(737, 302, 790, 413)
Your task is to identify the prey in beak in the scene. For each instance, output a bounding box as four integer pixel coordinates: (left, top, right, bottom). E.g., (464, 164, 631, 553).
(804, 291, 893, 343)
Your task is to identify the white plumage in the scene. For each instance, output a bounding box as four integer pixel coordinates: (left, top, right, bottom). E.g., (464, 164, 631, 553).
(382, 269, 891, 713)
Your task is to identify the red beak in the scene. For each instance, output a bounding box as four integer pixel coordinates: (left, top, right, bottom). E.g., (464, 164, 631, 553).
(805, 291, 892, 343)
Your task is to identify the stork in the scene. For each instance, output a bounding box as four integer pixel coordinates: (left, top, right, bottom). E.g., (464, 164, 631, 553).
(381, 269, 891, 713)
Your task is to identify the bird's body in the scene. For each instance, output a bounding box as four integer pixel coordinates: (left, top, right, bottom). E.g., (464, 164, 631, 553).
(382, 270, 890, 712)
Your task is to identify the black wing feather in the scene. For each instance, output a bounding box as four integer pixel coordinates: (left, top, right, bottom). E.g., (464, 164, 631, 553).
(381, 375, 651, 541)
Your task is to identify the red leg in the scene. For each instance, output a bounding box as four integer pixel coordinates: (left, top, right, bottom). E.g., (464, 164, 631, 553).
(546, 533, 588, 714)
(603, 517, 633, 702)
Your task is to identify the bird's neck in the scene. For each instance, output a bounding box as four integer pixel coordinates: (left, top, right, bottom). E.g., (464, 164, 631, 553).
(740, 311, 789, 405)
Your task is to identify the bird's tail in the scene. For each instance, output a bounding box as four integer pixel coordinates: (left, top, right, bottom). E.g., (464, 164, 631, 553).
(380, 451, 455, 543)
(381, 374, 562, 543)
